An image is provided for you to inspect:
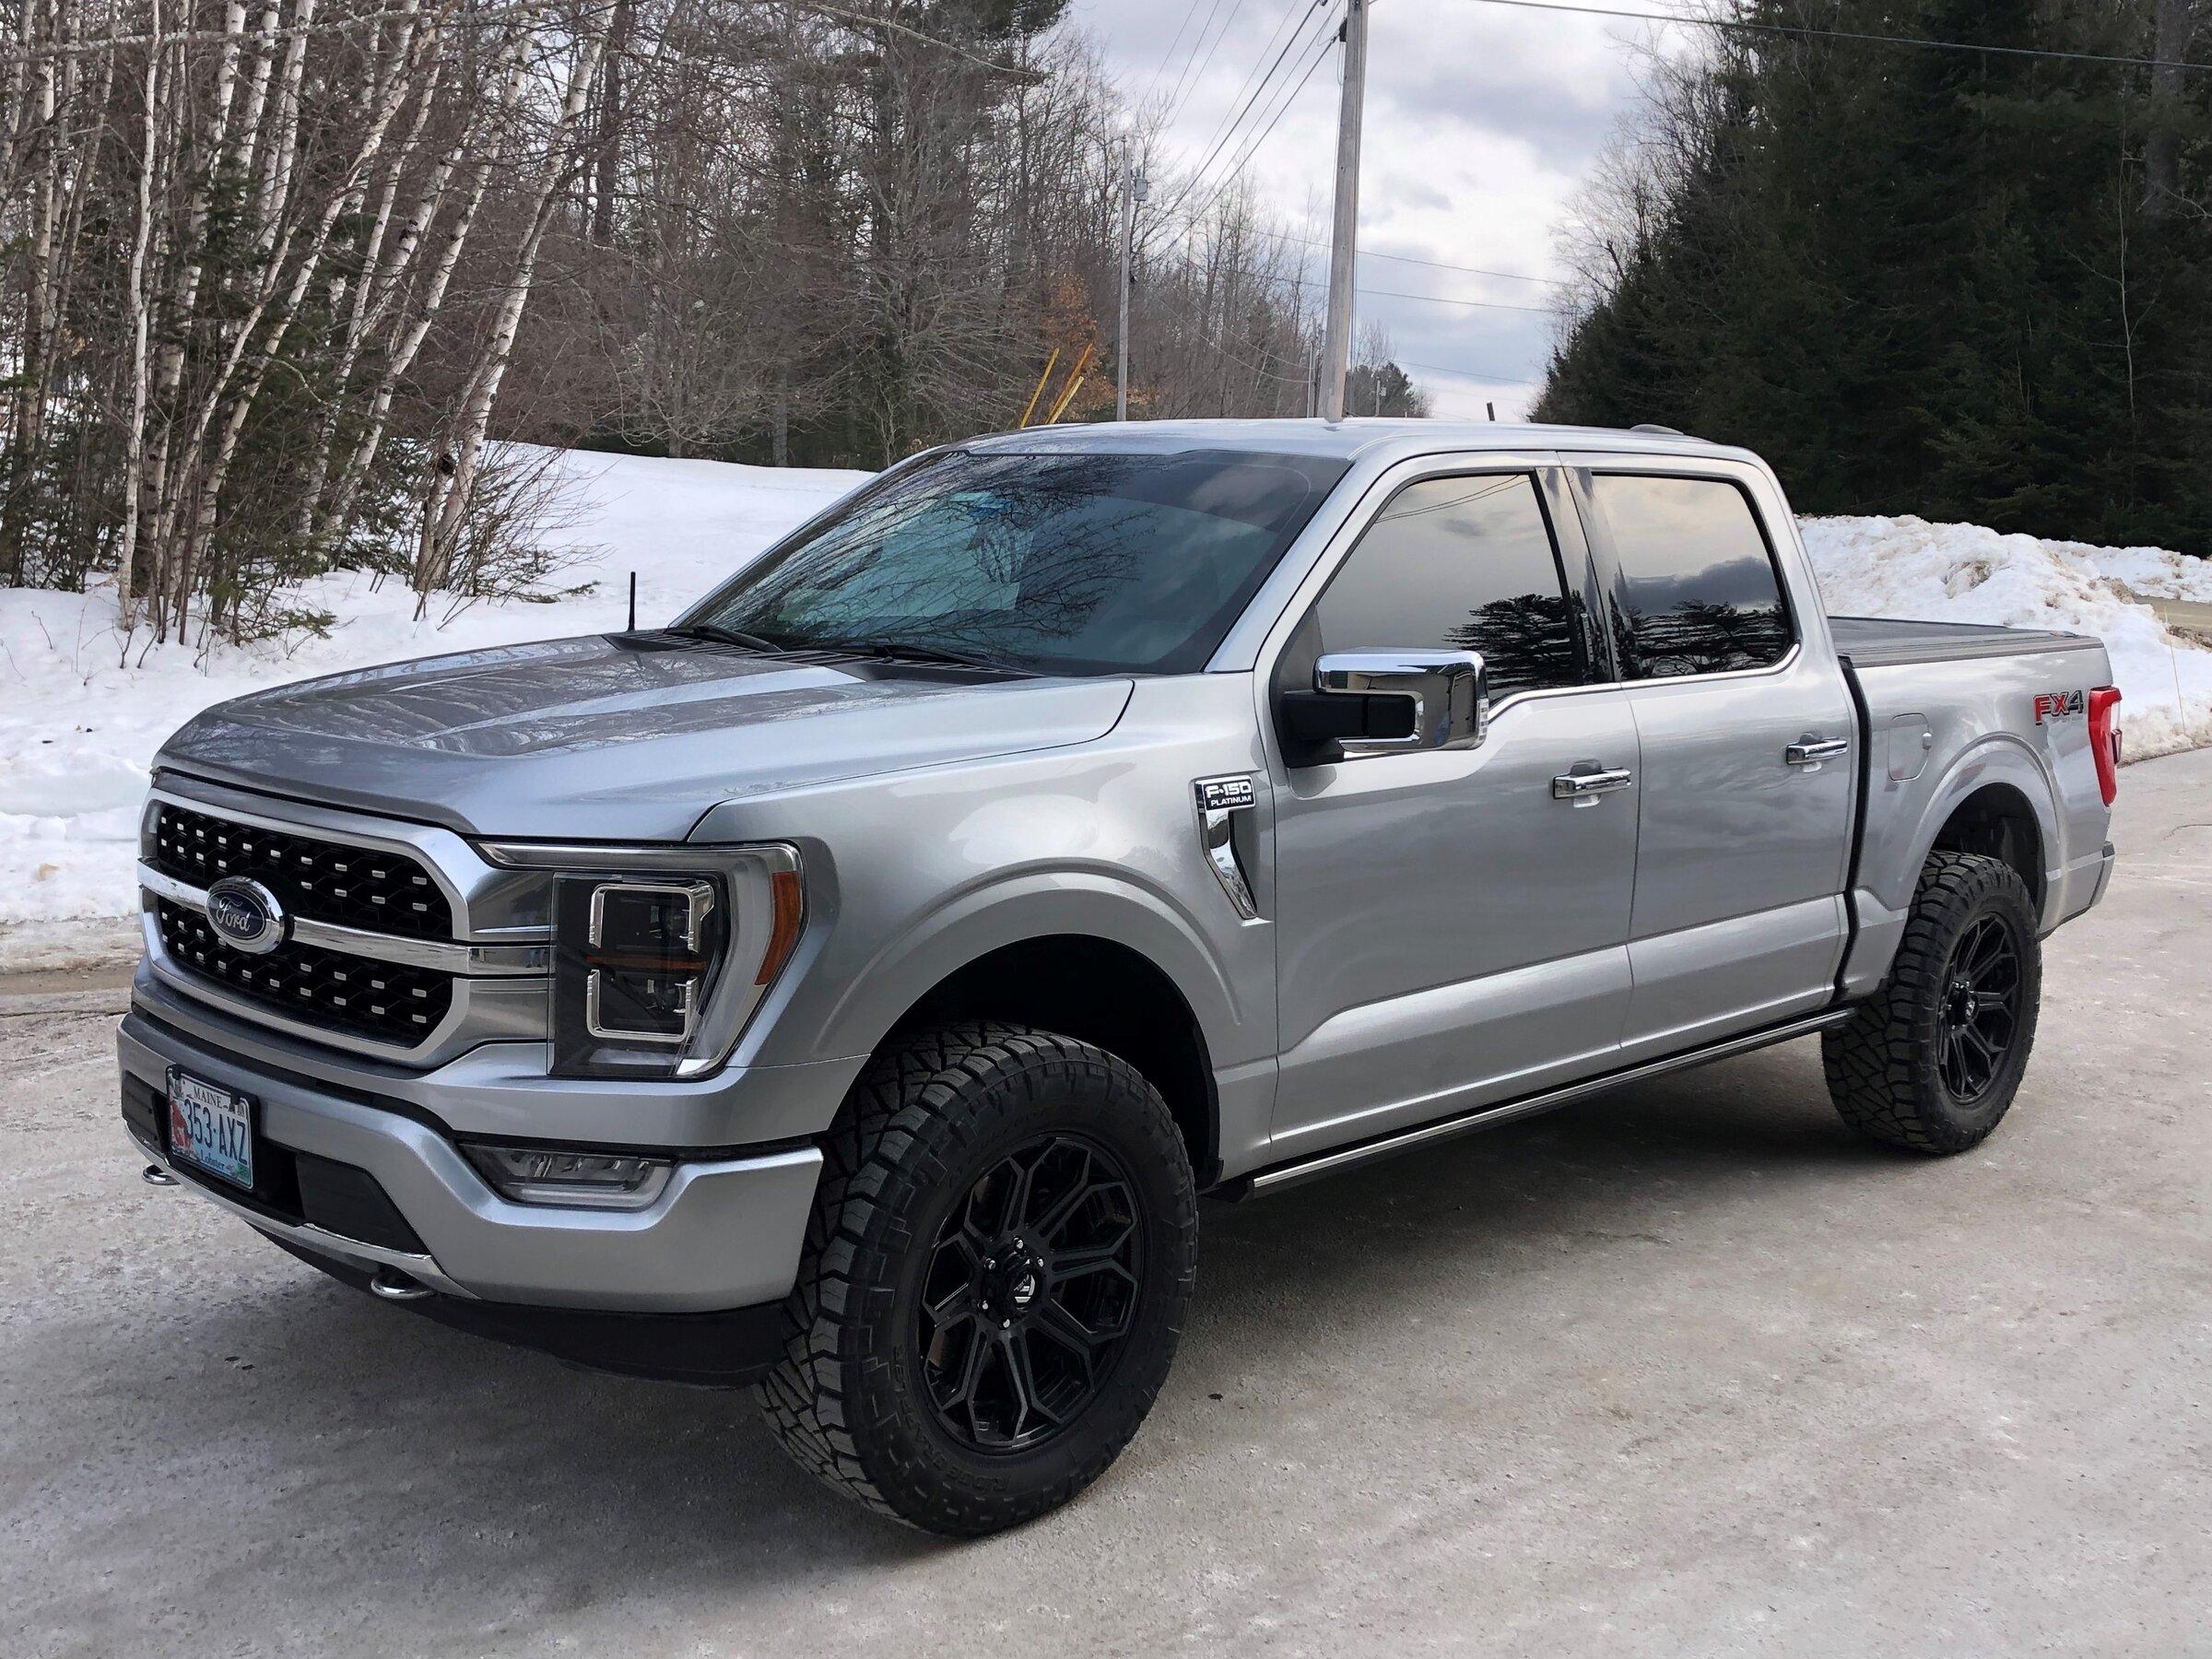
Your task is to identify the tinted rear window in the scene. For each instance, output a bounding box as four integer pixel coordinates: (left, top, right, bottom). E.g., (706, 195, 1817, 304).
(1589, 475, 1794, 677)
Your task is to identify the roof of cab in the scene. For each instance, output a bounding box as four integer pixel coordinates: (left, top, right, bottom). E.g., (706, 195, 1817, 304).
(962, 417, 1760, 467)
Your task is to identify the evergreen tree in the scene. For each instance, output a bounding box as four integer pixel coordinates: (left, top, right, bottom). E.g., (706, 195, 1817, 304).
(1537, 0, 2212, 552)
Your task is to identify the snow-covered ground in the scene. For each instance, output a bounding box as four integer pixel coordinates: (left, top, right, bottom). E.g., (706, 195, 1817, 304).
(2, 451, 2206, 970)
(0, 448, 865, 968)
(1801, 515, 2212, 759)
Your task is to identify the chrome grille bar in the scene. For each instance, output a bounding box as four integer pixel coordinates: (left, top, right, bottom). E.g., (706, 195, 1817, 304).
(138, 864, 547, 976)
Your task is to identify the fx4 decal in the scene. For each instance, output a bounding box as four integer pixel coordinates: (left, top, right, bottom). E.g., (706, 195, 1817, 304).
(2033, 688, 2086, 724)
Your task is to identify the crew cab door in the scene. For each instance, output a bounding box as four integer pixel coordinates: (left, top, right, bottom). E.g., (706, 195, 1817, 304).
(1564, 460, 1856, 1061)
(1263, 460, 1641, 1159)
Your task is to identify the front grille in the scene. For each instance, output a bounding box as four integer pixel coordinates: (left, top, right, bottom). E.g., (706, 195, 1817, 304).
(155, 897, 453, 1045)
(149, 802, 453, 941)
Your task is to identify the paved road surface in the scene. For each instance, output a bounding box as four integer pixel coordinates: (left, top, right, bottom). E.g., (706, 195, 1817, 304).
(4, 752, 2206, 1656)
(2138, 592, 2212, 643)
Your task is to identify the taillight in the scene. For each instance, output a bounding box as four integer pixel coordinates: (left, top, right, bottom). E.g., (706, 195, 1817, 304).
(2088, 685, 2122, 806)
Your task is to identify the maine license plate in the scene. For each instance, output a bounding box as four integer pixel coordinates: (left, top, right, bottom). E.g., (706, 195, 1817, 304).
(167, 1069, 254, 1190)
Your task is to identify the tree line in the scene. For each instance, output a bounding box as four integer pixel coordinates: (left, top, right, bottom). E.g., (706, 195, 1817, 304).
(1537, 0, 2212, 555)
(0, 0, 1424, 644)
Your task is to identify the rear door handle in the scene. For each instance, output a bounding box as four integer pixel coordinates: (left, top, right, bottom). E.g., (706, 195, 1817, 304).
(1785, 737, 1851, 767)
(1553, 768, 1634, 799)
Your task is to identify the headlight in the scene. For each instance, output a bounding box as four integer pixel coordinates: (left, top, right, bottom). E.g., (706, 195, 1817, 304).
(571, 877, 720, 1046)
(481, 841, 804, 1079)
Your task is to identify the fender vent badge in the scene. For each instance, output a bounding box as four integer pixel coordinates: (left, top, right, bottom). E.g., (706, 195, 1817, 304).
(1193, 774, 1262, 923)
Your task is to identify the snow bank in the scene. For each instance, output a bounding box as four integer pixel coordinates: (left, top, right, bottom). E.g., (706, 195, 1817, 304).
(0, 448, 865, 963)
(2, 454, 2205, 970)
(1800, 515, 2212, 760)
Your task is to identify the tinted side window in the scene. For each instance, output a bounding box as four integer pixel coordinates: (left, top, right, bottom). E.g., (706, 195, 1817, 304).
(1589, 475, 1794, 678)
(1308, 475, 1583, 698)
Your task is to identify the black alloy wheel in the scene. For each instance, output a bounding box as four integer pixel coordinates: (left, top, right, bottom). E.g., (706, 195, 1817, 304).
(917, 1133, 1143, 1453)
(1936, 913, 2022, 1104)
(757, 1023, 1197, 1535)
(1823, 851, 2042, 1155)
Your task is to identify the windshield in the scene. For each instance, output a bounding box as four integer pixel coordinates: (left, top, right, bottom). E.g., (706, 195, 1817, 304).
(677, 448, 1349, 677)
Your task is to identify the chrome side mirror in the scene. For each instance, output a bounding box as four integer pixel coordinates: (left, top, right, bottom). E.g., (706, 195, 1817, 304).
(1304, 649, 1488, 759)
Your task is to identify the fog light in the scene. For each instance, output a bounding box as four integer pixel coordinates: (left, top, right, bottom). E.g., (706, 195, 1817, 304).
(464, 1143, 673, 1210)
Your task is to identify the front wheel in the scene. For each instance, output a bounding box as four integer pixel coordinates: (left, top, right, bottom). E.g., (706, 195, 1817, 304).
(756, 1023, 1197, 1535)
(1822, 851, 2042, 1154)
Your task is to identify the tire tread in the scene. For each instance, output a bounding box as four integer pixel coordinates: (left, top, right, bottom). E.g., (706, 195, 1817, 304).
(1822, 851, 2040, 1154)
(756, 1021, 1195, 1533)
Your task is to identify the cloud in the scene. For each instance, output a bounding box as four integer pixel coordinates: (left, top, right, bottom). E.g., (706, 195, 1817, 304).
(1066, 0, 1674, 402)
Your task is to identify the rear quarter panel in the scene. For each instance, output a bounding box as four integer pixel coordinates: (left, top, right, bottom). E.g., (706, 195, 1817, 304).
(1839, 642, 2115, 996)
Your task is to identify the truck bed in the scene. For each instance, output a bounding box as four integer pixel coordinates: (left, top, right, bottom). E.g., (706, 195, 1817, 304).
(1828, 614, 2100, 667)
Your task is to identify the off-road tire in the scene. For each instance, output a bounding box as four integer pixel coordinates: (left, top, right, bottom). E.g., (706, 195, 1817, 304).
(755, 1022, 1197, 1535)
(1822, 851, 2042, 1154)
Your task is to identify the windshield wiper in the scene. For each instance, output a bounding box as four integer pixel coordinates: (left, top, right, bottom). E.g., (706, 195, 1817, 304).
(817, 639, 1034, 676)
(661, 622, 790, 653)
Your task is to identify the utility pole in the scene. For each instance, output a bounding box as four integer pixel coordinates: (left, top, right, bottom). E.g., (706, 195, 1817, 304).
(1319, 0, 1368, 423)
(1116, 151, 1146, 419)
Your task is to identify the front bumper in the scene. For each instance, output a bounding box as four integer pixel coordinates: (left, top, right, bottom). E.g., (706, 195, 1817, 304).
(119, 1002, 826, 1318)
(265, 1235, 791, 1386)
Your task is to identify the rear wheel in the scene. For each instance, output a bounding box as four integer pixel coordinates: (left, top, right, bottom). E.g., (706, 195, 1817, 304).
(756, 1023, 1197, 1535)
(1822, 851, 2041, 1154)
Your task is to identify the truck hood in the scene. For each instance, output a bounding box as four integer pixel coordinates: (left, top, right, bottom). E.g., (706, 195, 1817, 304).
(156, 634, 1135, 841)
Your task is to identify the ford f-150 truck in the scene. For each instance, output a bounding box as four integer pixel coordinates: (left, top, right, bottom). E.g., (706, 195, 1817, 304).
(122, 420, 2122, 1534)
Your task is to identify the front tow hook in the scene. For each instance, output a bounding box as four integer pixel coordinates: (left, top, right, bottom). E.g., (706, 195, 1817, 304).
(370, 1266, 434, 1302)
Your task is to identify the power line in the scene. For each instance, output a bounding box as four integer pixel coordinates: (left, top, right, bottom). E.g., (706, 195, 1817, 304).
(1347, 282, 1554, 314)
(1156, 0, 1335, 222)
(1139, 0, 1215, 107)
(1192, 22, 1338, 222)
(1459, 0, 2212, 75)
(1167, 14, 1338, 235)
(1179, 0, 1322, 172)
(1398, 357, 1540, 384)
(1157, 7, 1333, 227)
(1162, 0, 1239, 121)
(1165, 0, 1257, 128)
(1270, 229, 1562, 287)
(1241, 264, 1559, 313)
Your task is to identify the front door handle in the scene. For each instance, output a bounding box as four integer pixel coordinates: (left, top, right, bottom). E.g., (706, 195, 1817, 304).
(1785, 736, 1852, 768)
(1553, 767, 1634, 800)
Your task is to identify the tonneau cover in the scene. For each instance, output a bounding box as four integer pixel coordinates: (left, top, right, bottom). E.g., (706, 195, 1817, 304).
(1828, 614, 2100, 667)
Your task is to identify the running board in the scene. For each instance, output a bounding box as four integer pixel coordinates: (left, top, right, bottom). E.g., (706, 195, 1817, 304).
(1231, 1006, 1860, 1197)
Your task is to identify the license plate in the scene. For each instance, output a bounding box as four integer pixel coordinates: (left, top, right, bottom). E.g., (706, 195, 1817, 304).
(167, 1069, 254, 1190)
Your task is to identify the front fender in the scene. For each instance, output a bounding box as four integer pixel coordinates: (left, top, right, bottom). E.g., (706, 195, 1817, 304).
(811, 868, 1254, 1073)
(691, 672, 1277, 1154)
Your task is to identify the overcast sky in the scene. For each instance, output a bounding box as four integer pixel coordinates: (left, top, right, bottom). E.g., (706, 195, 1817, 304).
(1065, 0, 1678, 418)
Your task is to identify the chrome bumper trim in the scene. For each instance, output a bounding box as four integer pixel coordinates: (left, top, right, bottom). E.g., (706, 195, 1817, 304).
(121, 1012, 830, 1311)
(126, 1125, 477, 1299)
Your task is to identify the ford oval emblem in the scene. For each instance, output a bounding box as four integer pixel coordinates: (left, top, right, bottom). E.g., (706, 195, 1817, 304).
(205, 876, 287, 955)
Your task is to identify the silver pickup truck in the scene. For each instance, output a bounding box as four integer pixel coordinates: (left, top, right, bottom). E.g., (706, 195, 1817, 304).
(121, 420, 2122, 1534)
